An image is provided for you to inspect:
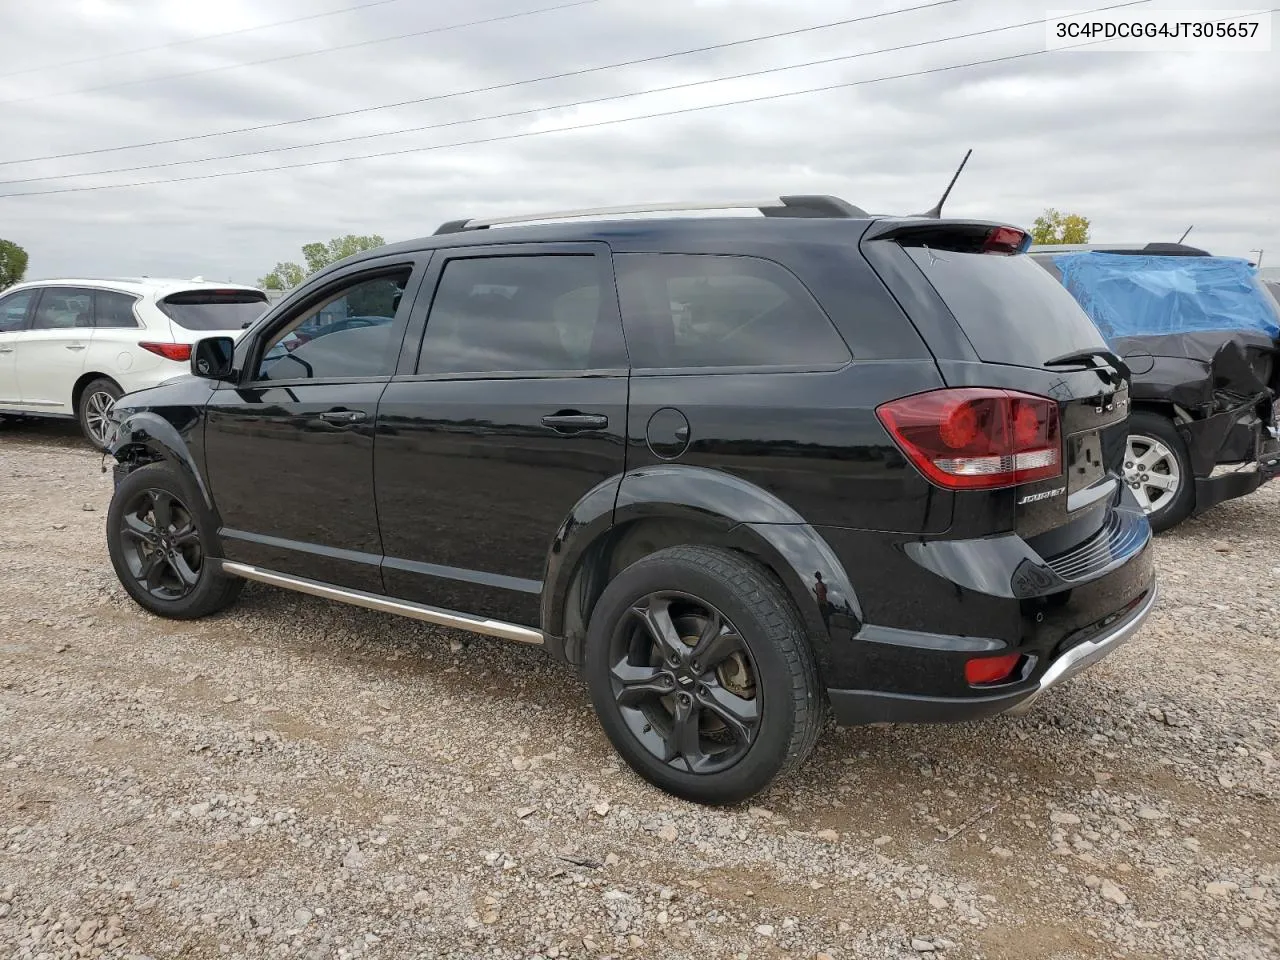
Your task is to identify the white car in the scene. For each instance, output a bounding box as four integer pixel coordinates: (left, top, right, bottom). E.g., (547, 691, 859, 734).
(0, 278, 268, 448)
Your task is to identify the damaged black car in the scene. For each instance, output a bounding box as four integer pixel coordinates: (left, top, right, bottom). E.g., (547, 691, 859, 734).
(1032, 243, 1280, 532)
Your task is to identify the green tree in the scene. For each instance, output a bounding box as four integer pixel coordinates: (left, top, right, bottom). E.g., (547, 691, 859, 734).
(300, 234, 386, 275)
(258, 261, 305, 291)
(0, 239, 29, 291)
(257, 235, 386, 291)
(1031, 208, 1091, 245)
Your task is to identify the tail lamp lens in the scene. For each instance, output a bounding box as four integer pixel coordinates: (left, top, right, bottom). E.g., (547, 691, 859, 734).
(982, 226, 1029, 255)
(876, 389, 1061, 490)
(139, 341, 193, 362)
(965, 653, 1022, 685)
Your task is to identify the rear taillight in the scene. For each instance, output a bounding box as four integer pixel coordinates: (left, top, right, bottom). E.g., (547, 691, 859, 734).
(977, 226, 1029, 256)
(965, 653, 1022, 685)
(982, 226, 1029, 255)
(876, 388, 1061, 490)
(139, 342, 192, 362)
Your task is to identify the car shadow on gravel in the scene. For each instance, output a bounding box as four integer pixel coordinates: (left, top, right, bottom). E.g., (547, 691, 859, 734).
(0, 417, 87, 447)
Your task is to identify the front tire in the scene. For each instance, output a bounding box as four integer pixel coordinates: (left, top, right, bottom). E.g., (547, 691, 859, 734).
(77, 377, 122, 451)
(107, 462, 242, 619)
(584, 545, 823, 804)
(1125, 411, 1194, 532)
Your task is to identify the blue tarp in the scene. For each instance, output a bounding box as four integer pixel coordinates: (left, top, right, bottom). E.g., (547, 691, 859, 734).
(1053, 253, 1280, 344)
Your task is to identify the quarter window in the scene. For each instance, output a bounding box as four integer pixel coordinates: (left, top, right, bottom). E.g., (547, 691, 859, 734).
(614, 254, 850, 369)
(418, 255, 625, 375)
(94, 290, 140, 328)
(30, 288, 94, 330)
(256, 270, 410, 381)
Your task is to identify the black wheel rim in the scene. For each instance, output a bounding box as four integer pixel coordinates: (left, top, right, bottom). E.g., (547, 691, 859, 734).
(118, 488, 203, 601)
(607, 591, 761, 774)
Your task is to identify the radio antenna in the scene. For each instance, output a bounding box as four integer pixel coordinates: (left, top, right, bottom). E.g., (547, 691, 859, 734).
(915, 148, 972, 219)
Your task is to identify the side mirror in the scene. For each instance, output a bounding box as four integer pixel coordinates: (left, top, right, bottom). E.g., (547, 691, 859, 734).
(191, 336, 235, 380)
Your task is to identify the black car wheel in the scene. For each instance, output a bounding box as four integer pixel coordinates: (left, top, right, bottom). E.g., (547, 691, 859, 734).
(1125, 411, 1195, 532)
(585, 545, 823, 804)
(77, 377, 123, 451)
(107, 463, 243, 619)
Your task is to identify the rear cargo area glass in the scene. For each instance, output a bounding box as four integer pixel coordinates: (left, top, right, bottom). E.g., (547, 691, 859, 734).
(905, 249, 1108, 367)
(158, 290, 269, 331)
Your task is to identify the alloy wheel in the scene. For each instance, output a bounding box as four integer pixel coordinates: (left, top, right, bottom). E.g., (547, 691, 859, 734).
(84, 390, 117, 447)
(607, 591, 761, 774)
(1124, 434, 1181, 514)
(118, 488, 204, 601)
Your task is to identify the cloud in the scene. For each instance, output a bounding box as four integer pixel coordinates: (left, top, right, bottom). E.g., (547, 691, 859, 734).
(0, 0, 1274, 282)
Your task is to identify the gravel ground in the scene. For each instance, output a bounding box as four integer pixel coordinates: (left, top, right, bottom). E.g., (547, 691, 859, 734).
(1, 420, 1277, 960)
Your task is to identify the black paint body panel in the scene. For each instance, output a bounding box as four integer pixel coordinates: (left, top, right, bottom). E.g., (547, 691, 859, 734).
(107, 215, 1157, 728)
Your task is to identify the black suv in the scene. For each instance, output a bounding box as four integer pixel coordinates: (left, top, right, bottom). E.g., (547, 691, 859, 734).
(1031, 243, 1280, 531)
(105, 198, 1157, 804)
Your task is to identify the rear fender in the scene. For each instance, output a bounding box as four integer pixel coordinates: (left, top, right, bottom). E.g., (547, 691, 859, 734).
(542, 465, 862, 680)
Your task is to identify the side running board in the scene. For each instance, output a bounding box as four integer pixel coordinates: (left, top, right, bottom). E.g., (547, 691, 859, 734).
(219, 561, 544, 646)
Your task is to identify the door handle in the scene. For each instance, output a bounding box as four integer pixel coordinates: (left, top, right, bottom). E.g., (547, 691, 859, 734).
(319, 409, 367, 424)
(0, 347, 13, 354)
(541, 412, 608, 432)
(66, 344, 86, 351)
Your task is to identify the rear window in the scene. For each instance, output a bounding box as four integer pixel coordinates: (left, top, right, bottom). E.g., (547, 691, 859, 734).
(158, 289, 269, 331)
(905, 247, 1108, 366)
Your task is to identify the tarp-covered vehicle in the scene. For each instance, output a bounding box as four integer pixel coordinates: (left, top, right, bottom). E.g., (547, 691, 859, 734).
(1032, 243, 1280, 532)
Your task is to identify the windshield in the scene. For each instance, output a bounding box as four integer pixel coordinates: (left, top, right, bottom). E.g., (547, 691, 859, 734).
(158, 289, 269, 331)
(905, 247, 1109, 366)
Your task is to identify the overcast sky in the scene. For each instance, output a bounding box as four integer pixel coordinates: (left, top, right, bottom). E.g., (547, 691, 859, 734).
(1, 0, 1275, 283)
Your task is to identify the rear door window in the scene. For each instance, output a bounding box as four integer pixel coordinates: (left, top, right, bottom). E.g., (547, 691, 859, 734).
(904, 247, 1108, 366)
(30, 288, 94, 330)
(158, 289, 269, 331)
(614, 254, 850, 370)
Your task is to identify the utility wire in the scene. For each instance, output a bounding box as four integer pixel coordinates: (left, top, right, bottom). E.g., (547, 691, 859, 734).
(0, 0, 961, 167)
(0, 0, 604, 107)
(0, 0, 410, 79)
(5, 0, 1160, 189)
(0, 23, 1153, 200)
(1, 1, 1000, 184)
(17, 1, 1261, 202)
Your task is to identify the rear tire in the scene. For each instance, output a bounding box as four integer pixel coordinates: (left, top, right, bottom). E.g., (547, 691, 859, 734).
(584, 545, 824, 804)
(1125, 412, 1195, 533)
(107, 462, 243, 619)
(77, 377, 122, 451)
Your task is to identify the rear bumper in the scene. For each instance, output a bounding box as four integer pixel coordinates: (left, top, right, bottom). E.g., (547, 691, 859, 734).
(828, 582, 1159, 725)
(1192, 434, 1280, 514)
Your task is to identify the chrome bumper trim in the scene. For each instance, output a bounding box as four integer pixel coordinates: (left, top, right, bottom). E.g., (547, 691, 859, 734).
(220, 561, 545, 646)
(1005, 583, 1159, 717)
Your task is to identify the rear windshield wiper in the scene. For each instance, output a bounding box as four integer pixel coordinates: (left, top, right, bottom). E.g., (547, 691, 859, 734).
(1043, 349, 1131, 385)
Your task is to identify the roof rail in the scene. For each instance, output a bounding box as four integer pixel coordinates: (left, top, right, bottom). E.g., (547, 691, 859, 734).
(1029, 242, 1212, 257)
(433, 195, 867, 235)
